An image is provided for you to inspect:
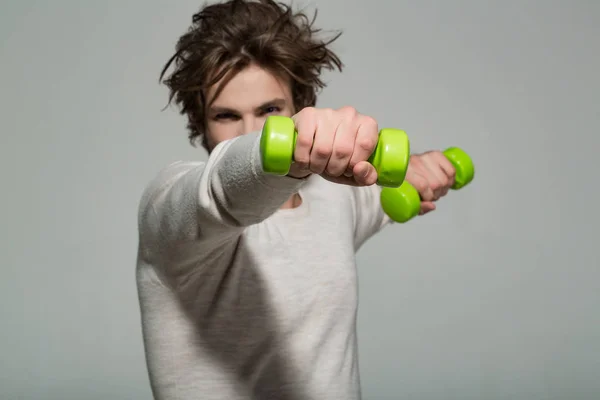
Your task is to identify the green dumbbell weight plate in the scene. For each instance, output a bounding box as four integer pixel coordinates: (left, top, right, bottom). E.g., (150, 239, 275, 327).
(369, 128, 410, 188)
(260, 115, 297, 175)
(380, 181, 421, 223)
(444, 147, 475, 189)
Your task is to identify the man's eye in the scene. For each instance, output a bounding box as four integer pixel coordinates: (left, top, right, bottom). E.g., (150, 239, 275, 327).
(262, 106, 281, 115)
(215, 113, 237, 120)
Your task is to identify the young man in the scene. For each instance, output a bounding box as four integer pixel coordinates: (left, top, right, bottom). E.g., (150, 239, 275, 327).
(136, 1, 456, 399)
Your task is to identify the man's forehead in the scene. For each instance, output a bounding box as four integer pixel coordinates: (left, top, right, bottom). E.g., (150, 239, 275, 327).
(206, 64, 292, 108)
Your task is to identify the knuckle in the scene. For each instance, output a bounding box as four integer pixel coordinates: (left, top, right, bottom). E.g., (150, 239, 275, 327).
(409, 154, 422, 166)
(313, 145, 332, 159)
(310, 162, 325, 174)
(357, 135, 378, 152)
(302, 106, 317, 116)
(296, 136, 313, 149)
(325, 165, 342, 176)
(340, 105, 358, 117)
(294, 155, 309, 166)
(419, 155, 432, 164)
(309, 166, 321, 174)
(434, 151, 448, 163)
(413, 178, 428, 193)
(298, 107, 318, 123)
(322, 107, 335, 117)
(360, 115, 378, 129)
(333, 144, 353, 160)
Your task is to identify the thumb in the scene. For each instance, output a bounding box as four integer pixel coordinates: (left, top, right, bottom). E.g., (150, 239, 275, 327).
(419, 201, 436, 215)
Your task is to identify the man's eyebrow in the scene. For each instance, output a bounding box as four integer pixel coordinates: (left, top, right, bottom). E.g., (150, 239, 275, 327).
(209, 105, 237, 114)
(209, 98, 287, 114)
(256, 98, 286, 110)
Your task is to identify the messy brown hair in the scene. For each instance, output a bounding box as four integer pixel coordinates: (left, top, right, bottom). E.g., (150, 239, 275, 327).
(159, 0, 343, 149)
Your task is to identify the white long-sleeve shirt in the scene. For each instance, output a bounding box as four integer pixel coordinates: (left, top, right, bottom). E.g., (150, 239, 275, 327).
(136, 131, 391, 400)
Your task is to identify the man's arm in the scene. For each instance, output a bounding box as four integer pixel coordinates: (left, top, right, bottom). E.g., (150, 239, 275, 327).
(349, 150, 462, 248)
(350, 184, 391, 250)
(137, 131, 307, 267)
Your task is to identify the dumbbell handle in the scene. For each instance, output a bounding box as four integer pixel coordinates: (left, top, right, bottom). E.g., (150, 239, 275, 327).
(380, 147, 474, 223)
(260, 116, 410, 188)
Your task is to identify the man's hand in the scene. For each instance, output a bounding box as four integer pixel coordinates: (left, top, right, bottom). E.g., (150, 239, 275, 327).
(405, 151, 456, 215)
(287, 106, 380, 186)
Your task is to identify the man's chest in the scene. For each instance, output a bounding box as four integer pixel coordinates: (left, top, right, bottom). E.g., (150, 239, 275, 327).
(231, 205, 358, 326)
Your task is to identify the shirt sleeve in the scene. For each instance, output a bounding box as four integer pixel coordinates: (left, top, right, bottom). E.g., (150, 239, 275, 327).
(350, 184, 392, 250)
(137, 131, 307, 272)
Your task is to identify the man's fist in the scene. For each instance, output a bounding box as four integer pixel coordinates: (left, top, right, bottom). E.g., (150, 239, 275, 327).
(287, 106, 380, 186)
(405, 151, 456, 215)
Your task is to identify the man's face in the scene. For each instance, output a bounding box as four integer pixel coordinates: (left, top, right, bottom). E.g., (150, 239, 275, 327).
(204, 63, 295, 151)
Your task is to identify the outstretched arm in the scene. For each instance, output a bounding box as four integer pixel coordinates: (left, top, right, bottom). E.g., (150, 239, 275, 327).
(137, 131, 307, 268)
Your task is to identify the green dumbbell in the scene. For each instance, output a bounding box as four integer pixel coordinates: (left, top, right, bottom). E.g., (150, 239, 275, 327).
(380, 147, 474, 223)
(260, 115, 411, 188)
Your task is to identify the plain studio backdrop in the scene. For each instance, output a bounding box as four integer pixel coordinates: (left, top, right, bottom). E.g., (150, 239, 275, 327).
(1, 0, 599, 399)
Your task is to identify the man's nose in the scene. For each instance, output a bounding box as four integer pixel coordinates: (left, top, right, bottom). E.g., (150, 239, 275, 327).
(241, 116, 265, 136)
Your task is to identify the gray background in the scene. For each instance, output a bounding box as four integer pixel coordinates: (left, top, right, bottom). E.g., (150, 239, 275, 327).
(1, 0, 599, 399)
